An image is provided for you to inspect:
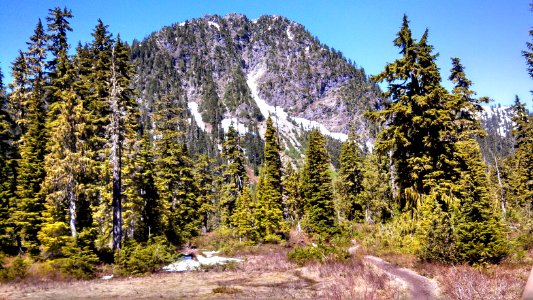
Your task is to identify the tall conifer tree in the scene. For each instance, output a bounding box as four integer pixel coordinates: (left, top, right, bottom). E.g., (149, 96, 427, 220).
(0, 68, 17, 252)
(12, 20, 49, 254)
(301, 129, 338, 237)
(335, 130, 364, 221)
(220, 125, 247, 226)
(254, 117, 286, 240)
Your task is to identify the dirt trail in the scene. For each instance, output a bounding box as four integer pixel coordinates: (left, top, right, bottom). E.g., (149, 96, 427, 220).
(365, 255, 439, 300)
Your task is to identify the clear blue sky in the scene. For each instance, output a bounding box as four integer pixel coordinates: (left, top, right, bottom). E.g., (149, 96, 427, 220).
(1, 0, 531, 108)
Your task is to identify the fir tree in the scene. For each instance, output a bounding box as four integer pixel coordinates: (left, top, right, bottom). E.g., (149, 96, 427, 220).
(232, 187, 256, 241)
(300, 129, 338, 237)
(255, 117, 286, 240)
(335, 130, 364, 221)
(108, 36, 138, 250)
(193, 154, 217, 233)
(11, 20, 49, 254)
(8, 52, 31, 134)
(507, 97, 533, 210)
(153, 98, 199, 244)
(282, 163, 302, 225)
(0, 68, 17, 253)
(369, 16, 456, 212)
(123, 132, 160, 243)
(454, 140, 508, 264)
(448, 57, 487, 139)
(45, 6, 73, 119)
(219, 125, 247, 226)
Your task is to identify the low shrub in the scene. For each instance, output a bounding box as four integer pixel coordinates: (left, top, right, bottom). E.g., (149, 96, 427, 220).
(56, 246, 99, 279)
(287, 243, 350, 266)
(1, 256, 30, 281)
(114, 236, 174, 276)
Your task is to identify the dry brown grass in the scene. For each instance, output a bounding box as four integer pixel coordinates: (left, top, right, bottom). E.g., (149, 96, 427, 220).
(0, 246, 408, 300)
(433, 264, 527, 300)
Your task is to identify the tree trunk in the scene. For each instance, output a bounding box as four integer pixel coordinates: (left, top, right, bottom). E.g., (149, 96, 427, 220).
(491, 151, 506, 215)
(110, 46, 122, 250)
(68, 177, 77, 237)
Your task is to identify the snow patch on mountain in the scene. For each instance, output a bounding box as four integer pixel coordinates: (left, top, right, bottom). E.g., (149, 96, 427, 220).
(246, 64, 348, 143)
(208, 21, 220, 30)
(292, 117, 348, 142)
(479, 105, 514, 137)
(221, 118, 247, 135)
(187, 102, 205, 131)
(286, 28, 294, 40)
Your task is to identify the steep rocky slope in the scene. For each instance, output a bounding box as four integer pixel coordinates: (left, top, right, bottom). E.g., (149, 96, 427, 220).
(130, 14, 382, 167)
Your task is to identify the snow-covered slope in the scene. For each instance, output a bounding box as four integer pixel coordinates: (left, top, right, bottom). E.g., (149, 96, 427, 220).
(246, 64, 348, 143)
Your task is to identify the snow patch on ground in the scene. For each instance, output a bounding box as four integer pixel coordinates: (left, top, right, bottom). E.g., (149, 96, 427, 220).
(187, 102, 206, 131)
(208, 21, 220, 30)
(163, 252, 243, 272)
(178, 22, 186, 26)
(221, 118, 247, 135)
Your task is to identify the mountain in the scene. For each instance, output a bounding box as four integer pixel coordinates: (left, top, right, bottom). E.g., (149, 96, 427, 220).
(130, 14, 382, 169)
(478, 105, 515, 161)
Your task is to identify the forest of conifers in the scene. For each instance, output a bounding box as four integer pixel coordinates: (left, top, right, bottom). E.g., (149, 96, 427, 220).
(0, 7, 532, 279)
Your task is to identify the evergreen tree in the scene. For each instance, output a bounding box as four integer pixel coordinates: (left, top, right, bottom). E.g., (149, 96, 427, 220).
(360, 151, 394, 223)
(8, 52, 31, 134)
(448, 57, 487, 139)
(507, 97, 533, 210)
(153, 98, 199, 244)
(45, 6, 73, 119)
(335, 130, 364, 221)
(108, 36, 138, 250)
(46, 7, 73, 75)
(254, 117, 286, 240)
(40, 63, 86, 240)
(369, 16, 456, 211)
(11, 20, 49, 254)
(123, 132, 160, 243)
(300, 129, 338, 237)
(282, 163, 302, 225)
(454, 140, 508, 264)
(232, 187, 256, 241)
(219, 125, 247, 226)
(193, 154, 217, 233)
(0, 68, 18, 252)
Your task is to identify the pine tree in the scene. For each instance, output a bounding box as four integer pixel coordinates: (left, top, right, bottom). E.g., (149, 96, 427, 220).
(12, 20, 49, 254)
(300, 129, 338, 237)
(232, 187, 256, 241)
(454, 140, 508, 264)
(108, 36, 138, 250)
(8, 52, 31, 134)
(193, 154, 217, 234)
(369, 16, 456, 212)
(0, 68, 18, 253)
(255, 117, 286, 240)
(282, 163, 302, 225)
(507, 97, 533, 210)
(123, 132, 160, 243)
(153, 97, 199, 244)
(219, 125, 247, 226)
(45, 6, 73, 119)
(448, 57, 487, 139)
(335, 130, 365, 221)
